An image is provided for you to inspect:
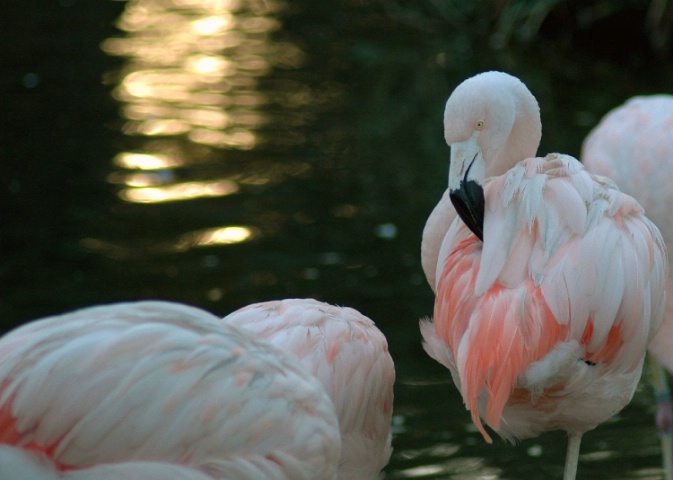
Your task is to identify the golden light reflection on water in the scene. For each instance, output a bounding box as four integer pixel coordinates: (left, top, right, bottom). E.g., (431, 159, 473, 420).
(86, 0, 307, 259)
(114, 152, 182, 170)
(119, 179, 239, 203)
(79, 224, 258, 259)
(98, 0, 314, 208)
(100, 0, 295, 151)
(177, 225, 259, 248)
(91, 0, 344, 273)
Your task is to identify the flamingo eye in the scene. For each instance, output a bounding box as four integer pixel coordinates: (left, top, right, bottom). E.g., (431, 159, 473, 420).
(476, 120, 484, 129)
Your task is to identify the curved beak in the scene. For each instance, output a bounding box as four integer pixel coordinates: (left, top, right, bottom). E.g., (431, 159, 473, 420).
(448, 134, 485, 242)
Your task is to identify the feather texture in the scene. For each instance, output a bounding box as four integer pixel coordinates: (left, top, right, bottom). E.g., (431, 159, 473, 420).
(0, 301, 341, 480)
(582, 94, 673, 373)
(427, 154, 666, 442)
(421, 70, 668, 480)
(222, 298, 394, 480)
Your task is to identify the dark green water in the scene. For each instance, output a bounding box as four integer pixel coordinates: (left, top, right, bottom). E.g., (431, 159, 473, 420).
(1, 1, 672, 478)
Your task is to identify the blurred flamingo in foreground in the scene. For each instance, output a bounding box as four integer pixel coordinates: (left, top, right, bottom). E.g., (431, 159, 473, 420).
(223, 298, 395, 480)
(0, 301, 342, 480)
(582, 94, 673, 480)
(420, 71, 667, 480)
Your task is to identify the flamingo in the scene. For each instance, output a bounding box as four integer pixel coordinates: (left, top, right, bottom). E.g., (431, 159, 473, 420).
(222, 298, 395, 480)
(582, 94, 673, 480)
(0, 301, 341, 480)
(419, 71, 668, 480)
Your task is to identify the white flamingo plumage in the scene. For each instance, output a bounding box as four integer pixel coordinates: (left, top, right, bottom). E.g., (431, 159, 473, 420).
(420, 71, 667, 480)
(223, 298, 395, 480)
(0, 301, 341, 480)
(582, 94, 673, 480)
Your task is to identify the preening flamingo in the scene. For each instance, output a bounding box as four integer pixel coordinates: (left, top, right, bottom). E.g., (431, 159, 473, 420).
(223, 298, 395, 480)
(582, 94, 673, 480)
(419, 71, 668, 480)
(0, 301, 341, 480)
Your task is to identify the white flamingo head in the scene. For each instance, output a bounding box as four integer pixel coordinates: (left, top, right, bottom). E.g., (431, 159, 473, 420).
(443, 71, 542, 241)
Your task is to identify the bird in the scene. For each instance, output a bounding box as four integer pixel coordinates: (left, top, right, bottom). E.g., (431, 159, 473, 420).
(419, 71, 668, 480)
(0, 301, 341, 480)
(581, 94, 673, 480)
(222, 298, 395, 480)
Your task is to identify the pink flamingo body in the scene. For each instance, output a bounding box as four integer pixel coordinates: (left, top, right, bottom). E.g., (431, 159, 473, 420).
(582, 94, 673, 374)
(582, 94, 673, 479)
(223, 298, 395, 480)
(0, 301, 341, 480)
(420, 72, 667, 480)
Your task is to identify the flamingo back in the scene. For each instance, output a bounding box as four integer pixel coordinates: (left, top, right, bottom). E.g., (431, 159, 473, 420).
(0, 301, 341, 480)
(223, 298, 394, 480)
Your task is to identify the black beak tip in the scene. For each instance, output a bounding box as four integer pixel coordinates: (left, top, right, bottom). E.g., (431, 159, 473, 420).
(449, 180, 484, 242)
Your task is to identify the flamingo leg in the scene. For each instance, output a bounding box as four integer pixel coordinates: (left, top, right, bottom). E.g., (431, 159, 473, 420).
(663, 434, 673, 480)
(563, 432, 582, 480)
(649, 355, 673, 480)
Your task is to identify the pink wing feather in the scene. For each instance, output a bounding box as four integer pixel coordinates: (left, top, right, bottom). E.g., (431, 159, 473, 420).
(424, 154, 667, 442)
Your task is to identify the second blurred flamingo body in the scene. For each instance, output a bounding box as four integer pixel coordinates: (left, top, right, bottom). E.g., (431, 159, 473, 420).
(582, 94, 673, 374)
(223, 298, 395, 480)
(582, 94, 673, 479)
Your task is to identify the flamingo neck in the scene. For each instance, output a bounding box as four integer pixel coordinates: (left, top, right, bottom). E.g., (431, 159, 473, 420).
(487, 91, 541, 177)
